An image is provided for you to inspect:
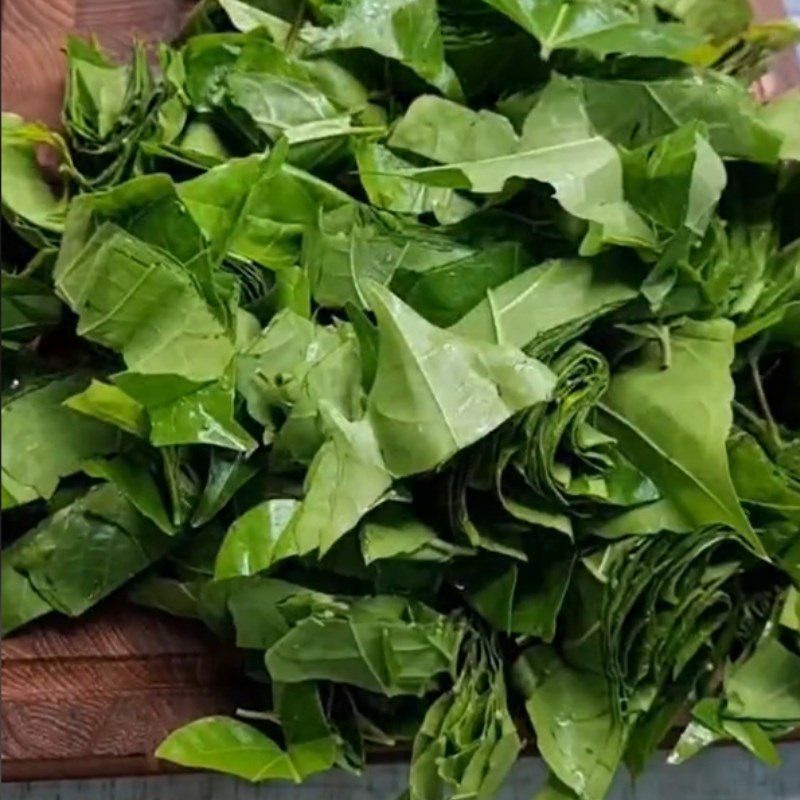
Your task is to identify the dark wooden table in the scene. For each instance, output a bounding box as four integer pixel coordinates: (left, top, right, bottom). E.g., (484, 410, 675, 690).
(1, 602, 240, 781)
(1, 0, 191, 127)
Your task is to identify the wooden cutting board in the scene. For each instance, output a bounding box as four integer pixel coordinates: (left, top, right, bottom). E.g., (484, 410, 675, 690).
(1, 0, 191, 127)
(1, 0, 799, 784)
(1, 602, 241, 781)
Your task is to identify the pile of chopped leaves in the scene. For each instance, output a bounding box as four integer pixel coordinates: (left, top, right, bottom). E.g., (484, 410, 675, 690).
(2, 1, 800, 797)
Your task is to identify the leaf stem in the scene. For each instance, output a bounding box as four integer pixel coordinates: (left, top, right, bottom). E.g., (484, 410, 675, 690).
(749, 348, 782, 452)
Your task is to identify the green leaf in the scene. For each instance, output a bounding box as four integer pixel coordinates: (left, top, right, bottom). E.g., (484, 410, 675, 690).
(63, 379, 149, 437)
(1, 534, 54, 635)
(64, 38, 158, 188)
(305, 205, 478, 311)
(781, 588, 800, 633)
(480, 0, 701, 60)
(83, 453, 177, 534)
(669, 698, 781, 767)
(724, 637, 800, 722)
(55, 221, 235, 382)
(113, 370, 256, 452)
(366, 282, 555, 477)
(214, 498, 300, 578)
(128, 575, 204, 619)
(393, 240, 527, 329)
(191, 449, 260, 527)
(273, 681, 339, 778)
(534, 774, 581, 800)
(354, 141, 476, 224)
(284, 405, 393, 557)
(762, 89, 800, 162)
(599, 319, 760, 550)
(347, 302, 379, 392)
(265, 595, 465, 697)
(360, 503, 473, 564)
(218, 0, 295, 35)
(655, 0, 752, 40)
(56, 171, 233, 321)
(302, 0, 462, 98)
(514, 645, 626, 800)
(237, 310, 362, 457)
(274, 266, 311, 318)
(1, 113, 71, 246)
(409, 636, 521, 800)
(389, 78, 656, 251)
(462, 537, 575, 640)
(451, 258, 638, 350)
(270, 323, 364, 467)
(156, 716, 301, 782)
(178, 153, 352, 270)
(223, 38, 370, 143)
(623, 123, 726, 240)
(621, 123, 727, 306)
(208, 576, 347, 650)
(2, 377, 121, 509)
(9, 484, 175, 617)
(1, 270, 62, 349)
(728, 430, 800, 522)
(577, 74, 782, 162)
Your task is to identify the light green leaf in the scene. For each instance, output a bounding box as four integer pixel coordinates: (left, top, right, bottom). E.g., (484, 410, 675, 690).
(114, 369, 256, 452)
(390, 78, 656, 251)
(179, 154, 352, 270)
(354, 141, 476, 224)
(366, 282, 555, 476)
(360, 503, 473, 564)
(236, 309, 334, 431)
(284, 405, 393, 557)
(1, 113, 71, 246)
(270, 324, 364, 467)
(780, 588, 800, 633)
(265, 595, 464, 696)
(480, 0, 701, 60)
(214, 498, 300, 579)
(302, 0, 462, 98)
(669, 698, 781, 767)
(451, 258, 638, 350)
(515, 645, 626, 800)
(409, 637, 521, 800)
(2, 377, 121, 509)
(64, 379, 149, 438)
(599, 319, 760, 550)
(156, 716, 301, 782)
(55, 223, 235, 382)
(762, 89, 800, 161)
(725, 637, 800, 722)
(655, 0, 751, 39)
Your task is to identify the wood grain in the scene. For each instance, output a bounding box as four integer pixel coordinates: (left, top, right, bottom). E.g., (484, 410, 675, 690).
(1, 601, 241, 782)
(0, 0, 190, 127)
